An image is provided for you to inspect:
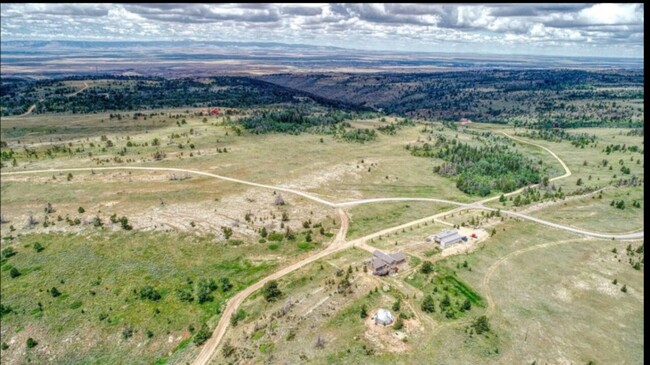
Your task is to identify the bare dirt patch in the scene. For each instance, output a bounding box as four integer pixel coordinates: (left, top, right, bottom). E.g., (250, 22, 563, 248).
(131, 186, 334, 238)
(277, 159, 368, 197)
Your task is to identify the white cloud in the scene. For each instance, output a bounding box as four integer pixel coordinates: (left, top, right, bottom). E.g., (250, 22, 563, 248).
(0, 3, 644, 57)
(578, 3, 643, 25)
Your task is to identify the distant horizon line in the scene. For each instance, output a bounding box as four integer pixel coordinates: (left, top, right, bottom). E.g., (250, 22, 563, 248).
(1, 39, 644, 60)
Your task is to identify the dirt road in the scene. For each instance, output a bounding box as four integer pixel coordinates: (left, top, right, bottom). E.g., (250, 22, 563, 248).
(191, 208, 349, 365)
(1, 166, 336, 208)
(11, 82, 88, 118)
(16, 103, 38, 117)
(11, 81, 88, 118)
(65, 82, 89, 97)
(477, 131, 571, 205)
(481, 237, 589, 316)
(0, 130, 643, 364)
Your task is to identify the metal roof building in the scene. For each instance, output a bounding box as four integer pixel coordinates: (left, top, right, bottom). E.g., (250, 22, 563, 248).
(429, 229, 465, 249)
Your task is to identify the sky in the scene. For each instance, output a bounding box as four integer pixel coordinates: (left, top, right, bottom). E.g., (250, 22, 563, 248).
(0, 3, 644, 58)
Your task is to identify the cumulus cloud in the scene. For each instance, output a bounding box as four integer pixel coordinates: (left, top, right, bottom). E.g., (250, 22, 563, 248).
(280, 5, 323, 17)
(122, 4, 281, 23)
(0, 3, 644, 57)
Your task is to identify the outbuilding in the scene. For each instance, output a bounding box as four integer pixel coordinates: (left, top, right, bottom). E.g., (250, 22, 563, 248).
(373, 308, 394, 326)
(428, 229, 465, 249)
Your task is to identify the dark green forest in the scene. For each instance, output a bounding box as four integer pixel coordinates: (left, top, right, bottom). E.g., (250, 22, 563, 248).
(0, 75, 366, 116)
(409, 135, 542, 196)
(261, 69, 644, 128)
(1, 70, 644, 132)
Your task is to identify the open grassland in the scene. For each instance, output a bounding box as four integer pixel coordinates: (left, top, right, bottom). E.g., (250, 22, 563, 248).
(530, 185, 644, 234)
(0, 169, 341, 251)
(346, 201, 453, 240)
(495, 127, 644, 195)
(0, 107, 192, 142)
(406, 219, 644, 364)
(2, 113, 562, 204)
(481, 127, 644, 232)
(0, 231, 279, 365)
(360, 218, 451, 253)
(485, 237, 644, 364)
(211, 218, 644, 364)
(0, 103, 644, 365)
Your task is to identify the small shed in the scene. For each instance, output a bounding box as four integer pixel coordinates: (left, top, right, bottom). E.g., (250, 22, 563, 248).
(373, 308, 394, 326)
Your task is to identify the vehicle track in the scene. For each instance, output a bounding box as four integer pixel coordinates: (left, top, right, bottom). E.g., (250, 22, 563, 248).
(191, 208, 349, 365)
(11, 82, 88, 118)
(0, 127, 643, 364)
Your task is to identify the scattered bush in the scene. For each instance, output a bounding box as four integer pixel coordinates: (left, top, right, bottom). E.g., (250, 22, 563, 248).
(230, 308, 246, 326)
(392, 298, 401, 312)
(263, 280, 282, 302)
(394, 316, 404, 330)
(360, 304, 368, 318)
(9, 267, 21, 278)
(139, 285, 162, 301)
(119, 216, 133, 230)
(122, 326, 134, 339)
(472, 315, 490, 335)
(30, 242, 44, 253)
(197, 279, 217, 304)
(221, 226, 233, 239)
(220, 277, 233, 292)
(421, 261, 434, 274)
(0, 304, 13, 317)
(222, 339, 235, 358)
(267, 231, 284, 242)
(1, 247, 16, 258)
(176, 288, 194, 302)
(421, 294, 436, 313)
(193, 323, 211, 345)
(26, 338, 38, 349)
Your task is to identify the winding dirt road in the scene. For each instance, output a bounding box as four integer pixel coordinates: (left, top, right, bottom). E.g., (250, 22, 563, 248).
(6, 166, 636, 241)
(65, 82, 89, 97)
(481, 237, 589, 317)
(477, 131, 571, 205)
(191, 208, 349, 365)
(11, 82, 89, 118)
(0, 127, 643, 365)
(15, 103, 39, 117)
(1, 166, 336, 208)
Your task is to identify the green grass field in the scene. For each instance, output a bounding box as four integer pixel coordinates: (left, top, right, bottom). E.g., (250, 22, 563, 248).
(530, 185, 644, 233)
(226, 219, 644, 364)
(346, 201, 453, 240)
(0, 107, 644, 364)
(0, 231, 279, 364)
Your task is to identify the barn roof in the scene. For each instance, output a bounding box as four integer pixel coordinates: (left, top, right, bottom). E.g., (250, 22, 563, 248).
(434, 229, 458, 240)
(440, 232, 464, 245)
(372, 250, 406, 272)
